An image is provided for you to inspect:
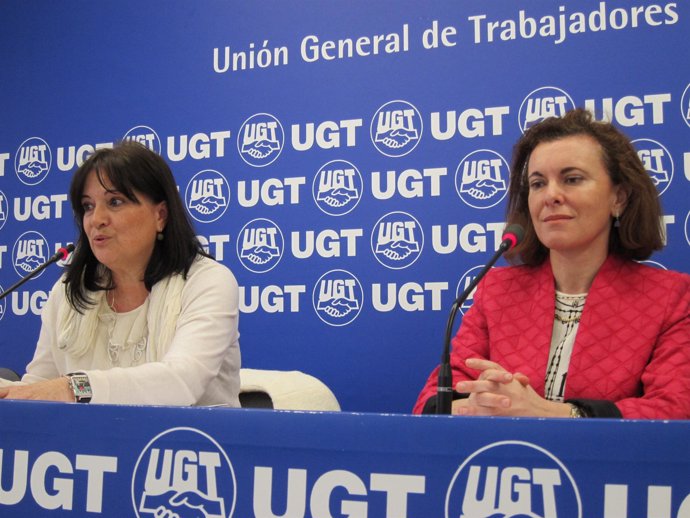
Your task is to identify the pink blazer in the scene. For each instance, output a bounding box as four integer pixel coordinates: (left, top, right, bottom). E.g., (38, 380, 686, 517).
(413, 255, 690, 419)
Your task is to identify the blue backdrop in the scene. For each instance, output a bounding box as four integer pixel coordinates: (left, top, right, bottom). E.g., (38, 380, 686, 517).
(1, 0, 689, 413)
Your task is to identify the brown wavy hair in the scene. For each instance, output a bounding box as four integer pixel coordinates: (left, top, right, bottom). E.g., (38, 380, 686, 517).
(504, 108, 664, 266)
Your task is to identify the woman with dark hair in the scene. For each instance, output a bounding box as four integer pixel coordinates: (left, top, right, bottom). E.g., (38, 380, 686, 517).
(0, 141, 241, 406)
(414, 108, 690, 419)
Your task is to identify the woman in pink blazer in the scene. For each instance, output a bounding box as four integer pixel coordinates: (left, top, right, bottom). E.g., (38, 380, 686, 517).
(414, 108, 690, 419)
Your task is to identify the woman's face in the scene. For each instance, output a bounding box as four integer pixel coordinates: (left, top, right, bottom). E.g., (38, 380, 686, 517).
(526, 135, 626, 261)
(81, 170, 167, 279)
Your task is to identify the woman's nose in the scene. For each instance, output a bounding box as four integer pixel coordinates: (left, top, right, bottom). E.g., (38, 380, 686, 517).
(91, 204, 108, 227)
(544, 183, 564, 205)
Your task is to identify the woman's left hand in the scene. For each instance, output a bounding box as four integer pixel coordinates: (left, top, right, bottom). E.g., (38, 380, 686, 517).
(453, 358, 569, 417)
(0, 377, 74, 403)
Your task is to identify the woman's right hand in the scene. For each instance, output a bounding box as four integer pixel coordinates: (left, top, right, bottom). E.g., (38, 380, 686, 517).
(452, 359, 530, 416)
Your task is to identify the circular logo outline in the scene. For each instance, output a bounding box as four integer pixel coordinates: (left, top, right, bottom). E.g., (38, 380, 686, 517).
(123, 125, 162, 154)
(518, 86, 576, 134)
(236, 113, 285, 167)
(312, 159, 363, 216)
(445, 440, 582, 518)
(12, 230, 50, 280)
(454, 149, 509, 209)
(131, 426, 237, 518)
(312, 269, 364, 327)
(370, 100, 423, 158)
(184, 169, 231, 224)
(236, 218, 284, 273)
(370, 211, 424, 270)
(680, 83, 690, 129)
(455, 264, 493, 315)
(632, 137, 674, 197)
(0, 190, 9, 232)
(15, 137, 52, 186)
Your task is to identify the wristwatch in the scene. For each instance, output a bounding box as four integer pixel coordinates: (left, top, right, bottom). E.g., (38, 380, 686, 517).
(568, 403, 584, 418)
(66, 373, 92, 403)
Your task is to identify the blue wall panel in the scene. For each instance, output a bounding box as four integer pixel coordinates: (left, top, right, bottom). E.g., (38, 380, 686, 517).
(1, 1, 688, 412)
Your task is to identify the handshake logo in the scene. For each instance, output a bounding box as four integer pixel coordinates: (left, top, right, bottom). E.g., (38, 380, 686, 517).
(371, 100, 423, 158)
(631, 138, 673, 197)
(132, 428, 236, 518)
(237, 218, 284, 273)
(237, 113, 284, 167)
(0, 191, 9, 231)
(185, 170, 230, 224)
(313, 269, 364, 326)
(313, 160, 363, 216)
(13, 231, 49, 279)
(15, 137, 52, 186)
(454, 150, 508, 210)
(371, 211, 424, 270)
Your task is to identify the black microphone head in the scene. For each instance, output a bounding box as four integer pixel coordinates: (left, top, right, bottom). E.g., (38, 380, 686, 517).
(56, 243, 76, 261)
(501, 224, 525, 250)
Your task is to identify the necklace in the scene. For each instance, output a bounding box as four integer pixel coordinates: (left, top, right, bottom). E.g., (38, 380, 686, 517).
(554, 292, 586, 324)
(107, 290, 116, 312)
(104, 294, 148, 366)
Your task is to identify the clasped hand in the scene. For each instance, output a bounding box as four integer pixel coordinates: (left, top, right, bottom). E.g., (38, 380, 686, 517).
(452, 358, 558, 417)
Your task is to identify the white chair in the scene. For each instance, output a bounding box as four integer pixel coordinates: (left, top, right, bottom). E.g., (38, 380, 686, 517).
(239, 368, 340, 411)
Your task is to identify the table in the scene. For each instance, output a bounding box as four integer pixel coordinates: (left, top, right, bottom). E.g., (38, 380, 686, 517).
(1, 400, 688, 517)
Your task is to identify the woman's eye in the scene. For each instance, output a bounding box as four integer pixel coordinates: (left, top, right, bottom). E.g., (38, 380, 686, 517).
(82, 203, 93, 212)
(109, 198, 124, 207)
(565, 176, 583, 184)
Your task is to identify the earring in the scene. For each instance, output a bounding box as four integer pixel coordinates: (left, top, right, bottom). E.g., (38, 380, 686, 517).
(156, 231, 164, 241)
(613, 212, 620, 228)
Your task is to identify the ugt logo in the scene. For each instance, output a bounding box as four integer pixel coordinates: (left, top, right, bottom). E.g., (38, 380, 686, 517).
(370, 100, 423, 157)
(185, 170, 231, 224)
(632, 138, 674, 197)
(12, 231, 49, 279)
(371, 211, 424, 269)
(131, 427, 236, 518)
(446, 441, 581, 518)
(518, 87, 575, 133)
(455, 265, 493, 315)
(0, 190, 8, 231)
(236, 218, 284, 273)
(681, 82, 690, 129)
(454, 149, 508, 209)
(312, 269, 364, 326)
(15, 137, 52, 186)
(237, 113, 284, 167)
(312, 159, 363, 216)
(123, 125, 162, 154)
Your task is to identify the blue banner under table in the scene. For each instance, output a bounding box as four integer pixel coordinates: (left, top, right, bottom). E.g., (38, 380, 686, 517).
(0, 400, 688, 517)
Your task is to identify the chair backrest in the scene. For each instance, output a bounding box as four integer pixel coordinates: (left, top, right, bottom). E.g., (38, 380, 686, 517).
(239, 368, 340, 411)
(0, 368, 20, 382)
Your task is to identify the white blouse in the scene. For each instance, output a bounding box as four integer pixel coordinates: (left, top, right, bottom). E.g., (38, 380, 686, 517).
(20, 256, 241, 407)
(544, 290, 587, 402)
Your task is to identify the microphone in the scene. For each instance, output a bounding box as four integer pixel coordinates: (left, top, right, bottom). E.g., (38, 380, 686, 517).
(0, 244, 75, 301)
(436, 224, 524, 414)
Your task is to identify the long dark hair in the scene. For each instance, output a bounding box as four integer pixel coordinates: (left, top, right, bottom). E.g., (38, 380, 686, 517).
(64, 141, 210, 312)
(505, 108, 664, 266)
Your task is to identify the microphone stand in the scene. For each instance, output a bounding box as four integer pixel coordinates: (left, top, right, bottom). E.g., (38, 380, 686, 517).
(436, 236, 516, 415)
(0, 244, 75, 301)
